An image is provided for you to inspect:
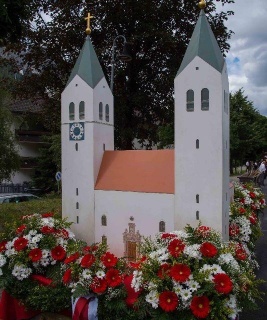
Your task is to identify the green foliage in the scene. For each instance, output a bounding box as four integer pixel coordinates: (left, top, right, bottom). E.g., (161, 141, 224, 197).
(157, 123, 174, 149)
(0, 88, 20, 180)
(3, 0, 234, 149)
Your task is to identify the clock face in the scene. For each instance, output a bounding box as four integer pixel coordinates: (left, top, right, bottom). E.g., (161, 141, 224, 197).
(69, 122, 84, 141)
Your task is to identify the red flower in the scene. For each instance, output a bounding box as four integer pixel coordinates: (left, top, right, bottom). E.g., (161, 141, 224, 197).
(0, 241, 7, 252)
(249, 213, 257, 225)
(14, 237, 28, 251)
(124, 275, 141, 307)
(168, 239, 185, 258)
(42, 212, 54, 218)
(64, 252, 80, 264)
(251, 204, 257, 211)
(41, 226, 56, 234)
(200, 242, 218, 258)
(29, 248, 42, 262)
(90, 277, 107, 294)
(159, 291, 178, 312)
(170, 263, 191, 282)
(239, 198, 245, 204)
(31, 274, 53, 286)
(106, 268, 122, 287)
(51, 245, 66, 261)
(190, 296, 210, 318)
(196, 226, 211, 238)
(229, 224, 240, 237)
(80, 254, 96, 268)
(16, 225, 26, 234)
(161, 233, 176, 239)
(63, 269, 72, 284)
(213, 273, 233, 294)
(158, 263, 171, 279)
(55, 229, 69, 239)
(260, 198, 265, 204)
(239, 207, 246, 214)
(235, 245, 247, 261)
(101, 252, 118, 268)
(249, 192, 256, 199)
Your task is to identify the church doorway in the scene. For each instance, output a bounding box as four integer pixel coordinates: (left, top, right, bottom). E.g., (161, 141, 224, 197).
(123, 221, 141, 261)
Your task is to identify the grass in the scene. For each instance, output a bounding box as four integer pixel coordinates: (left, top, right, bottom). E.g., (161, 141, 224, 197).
(0, 196, 62, 232)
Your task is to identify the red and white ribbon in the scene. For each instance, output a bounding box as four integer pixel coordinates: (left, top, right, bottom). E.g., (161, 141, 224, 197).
(72, 294, 98, 320)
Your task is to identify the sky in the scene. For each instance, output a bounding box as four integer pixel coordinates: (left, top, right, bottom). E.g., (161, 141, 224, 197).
(216, 0, 267, 115)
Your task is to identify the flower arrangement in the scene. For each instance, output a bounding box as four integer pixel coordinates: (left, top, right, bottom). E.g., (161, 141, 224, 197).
(0, 212, 81, 312)
(127, 224, 263, 320)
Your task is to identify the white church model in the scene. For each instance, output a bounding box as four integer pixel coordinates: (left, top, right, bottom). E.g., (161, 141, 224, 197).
(61, 2, 230, 259)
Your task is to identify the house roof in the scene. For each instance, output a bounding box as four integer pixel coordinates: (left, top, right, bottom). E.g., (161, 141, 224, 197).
(66, 36, 105, 88)
(177, 10, 225, 76)
(95, 150, 174, 194)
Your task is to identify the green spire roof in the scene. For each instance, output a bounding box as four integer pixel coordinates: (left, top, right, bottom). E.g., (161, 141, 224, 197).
(177, 10, 225, 76)
(66, 36, 105, 88)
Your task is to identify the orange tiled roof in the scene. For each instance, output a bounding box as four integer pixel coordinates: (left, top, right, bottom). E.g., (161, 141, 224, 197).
(95, 150, 174, 194)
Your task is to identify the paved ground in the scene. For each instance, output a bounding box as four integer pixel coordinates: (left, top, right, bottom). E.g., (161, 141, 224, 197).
(239, 184, 267, 320)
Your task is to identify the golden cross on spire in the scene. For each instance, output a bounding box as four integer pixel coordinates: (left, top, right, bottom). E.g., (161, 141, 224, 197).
(85, 12, 94, 35)
(198, 0, 206, 9)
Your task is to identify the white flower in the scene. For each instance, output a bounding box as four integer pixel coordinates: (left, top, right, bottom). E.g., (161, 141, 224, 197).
(147, 281, 157, 290)
(199, 264, 225, 281)
(12, 264, 32, 280)
(131, 270, 143, 292)
(185, 279, 200, 292)
(225, 294, 241, 319)
(180, 288, 192, 301)
(0, 254, 7, 267)
(218, 253, 240, 271)
(145, 290, 159, 308)
(82, 269, 92, 280)
(40, 217, 55, 228)
(184, 244, 201, 259)
(96, 270, 105, 279)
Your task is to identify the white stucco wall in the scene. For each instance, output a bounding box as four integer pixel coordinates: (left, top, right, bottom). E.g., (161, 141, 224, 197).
(174, 57, 229, 236)
(95, 190, 174, 257)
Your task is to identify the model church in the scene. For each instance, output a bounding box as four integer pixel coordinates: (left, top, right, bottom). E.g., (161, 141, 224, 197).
(61, 2, 230, 259)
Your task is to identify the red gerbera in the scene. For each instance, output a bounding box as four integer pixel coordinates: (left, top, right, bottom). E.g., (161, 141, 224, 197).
(239, 207, 246, 214)
(16, 225, 26, 234)
(190, 296, 210, 319)
(55, 229, 69, 239)
(51, 245, 66, 261)
(251, 204, 257, 211)
(161, 233, 176, 239)
(80, 253, 96, 268)
(200, 242, 218, 258)
(64, 252, 80, 264)
(213, 273, 233, 294)
(42, 212, 54, 218)
(239, 198, 245, 204)
(260, 198, 265, 204)
(0, 240, 7, 252)
(159, 291, 179, 312)
(170, 263, 191, 282)
(158, 263, 171, 279)
(168, 239, 185, 258)
(41, 226, 56, 234)
(29, 248, 42, 262)
(249, 192, 256, 199)
(90, 277, 107, 294)
(124, 274, 141, 307)
(235, 244, 247, 261)
(63, 269, 72, 284)
(14, 237, 28, 251)
(106, 268, 122, 287)
(101, 252, 118, 268)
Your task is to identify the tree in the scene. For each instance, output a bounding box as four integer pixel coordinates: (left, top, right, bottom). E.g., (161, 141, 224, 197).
(0, 0, 30, 44)
(3, 0, 234, 149)
(230, 89, 267, 173)
(0, 88, 20, 181)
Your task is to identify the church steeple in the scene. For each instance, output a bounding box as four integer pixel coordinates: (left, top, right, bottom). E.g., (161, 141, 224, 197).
(66, 36, 105, 88)
(177, 9, 225, 76)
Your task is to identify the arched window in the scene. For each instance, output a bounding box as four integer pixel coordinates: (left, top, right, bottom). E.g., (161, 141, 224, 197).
(105, 104, 109, 122)
(75, 143, 78, 151)
(186, 90, 194, 112)
(99, 102, 103, 120)
(79, 101, 85, 120)
(196, 139, 199, 149)
(196, 194, 199, 203)
(102, 235, 107, 244)
(76, 202, 79, 209)
(196, 211, 199, 220)
(201, 88, 209, 110)
(101, 215, 107, 226)
(159, 221, 165, 232)
(69, 102, 75, 120)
